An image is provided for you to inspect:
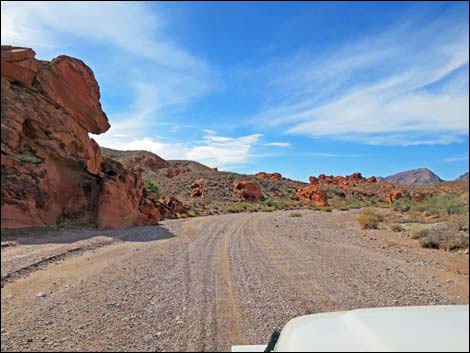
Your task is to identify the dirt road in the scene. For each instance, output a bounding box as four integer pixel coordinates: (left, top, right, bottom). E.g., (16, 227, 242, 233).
(1, 209, 468, 351)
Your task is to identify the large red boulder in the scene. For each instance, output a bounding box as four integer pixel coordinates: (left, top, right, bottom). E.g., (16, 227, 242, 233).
(190, 178, 207, 198)
(233, 180, 262, 201)
(294, 185, 329, 207)
(387, 191, 408, 204)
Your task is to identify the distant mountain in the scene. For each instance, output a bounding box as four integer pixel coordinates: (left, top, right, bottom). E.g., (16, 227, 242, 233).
(456, 172, 469, 181)
(381, 168, 444, 185)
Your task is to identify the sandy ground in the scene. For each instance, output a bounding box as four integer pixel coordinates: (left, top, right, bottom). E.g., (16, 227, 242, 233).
(1, 209, 468, 351)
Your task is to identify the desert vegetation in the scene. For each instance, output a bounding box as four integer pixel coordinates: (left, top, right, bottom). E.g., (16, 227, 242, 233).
(369, 192, 470, 251)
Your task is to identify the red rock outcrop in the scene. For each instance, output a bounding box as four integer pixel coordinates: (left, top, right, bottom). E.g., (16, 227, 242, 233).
(96, 159, 160, 229)
(125, 154, 168, 173)
(164, 165, 190, 178)
(256, 172, 283, 181)
(308, 172, 377, 188)
(156, 195, 190, 219)
(1, 46, 160, 229)
(233, 180, 262, 201)
(411, 192, 427, 202)
(387, 191, 407, 204)
(294, 185, 329, 206)
(191, 178, 207, 198)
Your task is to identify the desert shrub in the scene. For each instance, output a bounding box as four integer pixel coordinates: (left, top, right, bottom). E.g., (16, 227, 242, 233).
(263, 198, 291, 209)
(319, 206, 333, 212)
(419, 235, 440, 249)
(411, 225, 429, 239)
(187, 209, 197, 217)
(260, 205, 274, 212)
(289, 212, 302, 217)
(143, 179, 160, 195)
(418, 227, 469, 251)
(390, 223, 404, 232)
(396, 193, 466, 217)
(449, 214, 469, 232)
(358, 209, 383, 230)
(263, 198, 278, 207)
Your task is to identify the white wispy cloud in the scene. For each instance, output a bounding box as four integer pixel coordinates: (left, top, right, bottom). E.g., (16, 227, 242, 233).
(262, 142, 291, 148)
(250, 13, 469, 146)
(94, 130, 269, 169)
(444, 153, 469, 163)
(1, 1, 216, 131)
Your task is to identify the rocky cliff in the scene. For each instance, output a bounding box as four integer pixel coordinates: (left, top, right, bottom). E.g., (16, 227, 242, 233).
(1, 46, 159, 229)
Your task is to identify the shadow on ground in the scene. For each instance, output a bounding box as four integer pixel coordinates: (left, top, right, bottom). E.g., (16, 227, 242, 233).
(1, 224, 176, 245)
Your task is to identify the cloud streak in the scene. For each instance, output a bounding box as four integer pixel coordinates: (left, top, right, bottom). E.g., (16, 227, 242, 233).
(249, 12, 469, 146)
(93, 130, 288, 169)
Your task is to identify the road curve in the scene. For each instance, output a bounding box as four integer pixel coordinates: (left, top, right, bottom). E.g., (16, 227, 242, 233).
(1, 209, 468, 351)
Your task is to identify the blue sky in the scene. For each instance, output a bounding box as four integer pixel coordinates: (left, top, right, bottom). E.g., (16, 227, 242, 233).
(2, 1, 469, 181)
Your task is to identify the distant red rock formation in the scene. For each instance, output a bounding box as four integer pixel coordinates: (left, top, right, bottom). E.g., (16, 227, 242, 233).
(256, 172, 283, 181)
(233, 180, 262, 201)
(164, 165, 190, 178)
(294, 185, 329, 207)
(308, 172, 377, 188)
(125, 154, 168, 172)
(387, 191, 407, 204)
(191, 178, 207, 198)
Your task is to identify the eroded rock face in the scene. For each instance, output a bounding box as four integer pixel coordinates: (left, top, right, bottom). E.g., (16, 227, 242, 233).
(255, 172, 283, 181)
(125, 154, 168, 172)
(96, 159, 161, 229)
(308, 172, 377, 188)
(1, 46, 159, 229)
(233, 180, 262, 201)
(388, 191, 407, 204)
(294, 185, 329, 207)
(190, 178, 207, 198)
(156, 195, 190, 219)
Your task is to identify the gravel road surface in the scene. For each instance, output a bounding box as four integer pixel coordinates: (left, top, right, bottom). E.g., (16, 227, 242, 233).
(1, 209, 468, 351)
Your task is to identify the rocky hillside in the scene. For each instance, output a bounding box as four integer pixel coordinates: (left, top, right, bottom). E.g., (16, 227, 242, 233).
(101, 147, 307, 214)
(381, 168, 444, 185)
(101, 148, 467, 215)
(456, 172, 469, 181)
(1, 46, 162, 229)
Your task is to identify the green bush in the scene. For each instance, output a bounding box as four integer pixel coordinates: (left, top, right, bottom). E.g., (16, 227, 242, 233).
(143, 179, 160, 195)
(394, 193, 466, 217)
(263, 199, 291, 209)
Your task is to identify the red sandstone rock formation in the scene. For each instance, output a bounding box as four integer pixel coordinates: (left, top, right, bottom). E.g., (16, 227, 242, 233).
(255, 172, 283, 181)
(156, 195, 190, 219)
(191, 178, 207, 198)
(233, 180, 262, 201)
(387, 191, 407, 204)
(411, 192, 427, 202)
(164, 165, 190, 178)
(96, 159, 161, 229)
(125, 154, 168, 173)
(1, 46, 160, 229)
(308, 172, 376, 187)
(294, 185, 329, 207)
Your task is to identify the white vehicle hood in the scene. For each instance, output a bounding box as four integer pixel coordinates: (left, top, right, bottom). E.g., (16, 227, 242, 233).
(273, 305, 469, 352)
